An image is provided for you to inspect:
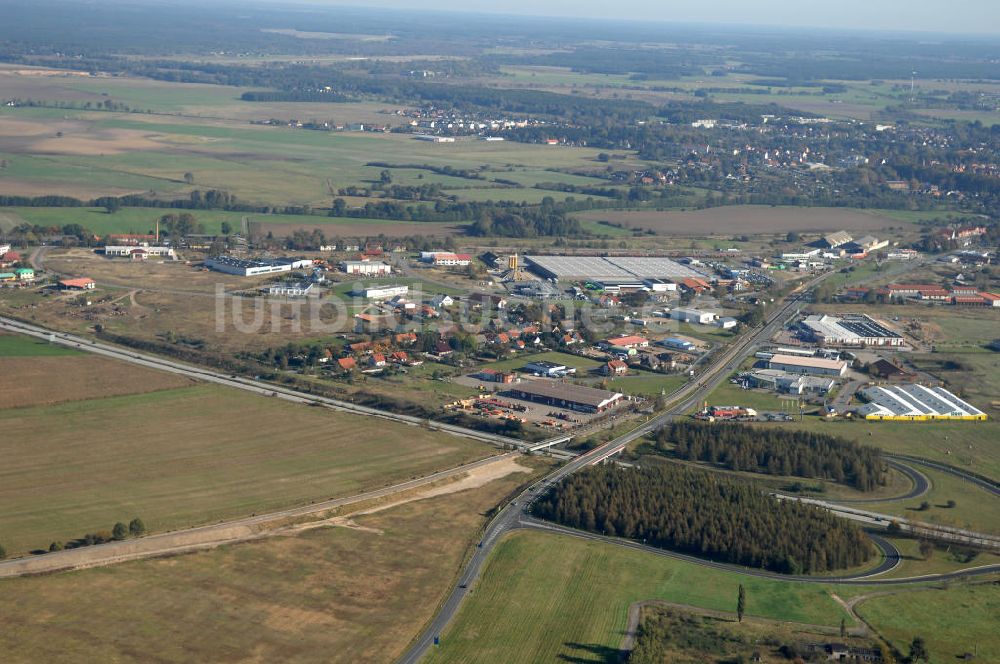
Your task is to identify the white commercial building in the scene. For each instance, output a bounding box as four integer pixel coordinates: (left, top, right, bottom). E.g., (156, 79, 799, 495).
(357, 284, 409, 300)
(800, 314, 904, 347)
(204, 256, 292, 277)
(340, 260, 393, 276)
(780, 248, 823, 261)
(670, 308, 718, 325)
(105, 245, 176, 259)
(767, 353, 848, 377)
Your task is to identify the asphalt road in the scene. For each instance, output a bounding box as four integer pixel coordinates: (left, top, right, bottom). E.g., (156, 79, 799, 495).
(830, 458, 931, 504)
(397, 275, 830, 664)
(518, 517, 907, 583)
(887, 454, 1000, 498)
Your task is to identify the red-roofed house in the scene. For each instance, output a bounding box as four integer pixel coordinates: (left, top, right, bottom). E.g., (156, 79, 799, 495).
(602, 335, 649, 349)
(0, 251, 22, 267)
(602, 360, 629, 376)
(59, 277, 96, 290)
(680, 277, 711, 293)
(431, 253, 472, 266)
(337, 357, 357, 371)
(369, 353, 387, 368)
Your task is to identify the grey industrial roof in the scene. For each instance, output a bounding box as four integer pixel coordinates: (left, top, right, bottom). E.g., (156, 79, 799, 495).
(525, 255, 706, 281)
(509, 380, 623, 408)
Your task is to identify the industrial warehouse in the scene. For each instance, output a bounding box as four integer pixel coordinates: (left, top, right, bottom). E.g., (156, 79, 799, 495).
(204, 256, 313, 276)
(524, 255, 707, 282)
(855, 385, 987, 421)
(800, 314, 905, 347)
(767, 353, 849, 377)
(506, 380, 624, 413)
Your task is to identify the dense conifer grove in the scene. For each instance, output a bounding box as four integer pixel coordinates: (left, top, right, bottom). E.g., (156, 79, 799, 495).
(532, 465, 874, 574)
(655, 421, 885, 491)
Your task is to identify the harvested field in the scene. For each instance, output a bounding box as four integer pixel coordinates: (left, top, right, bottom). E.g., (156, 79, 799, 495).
(574, 206, 912, 235)
(0, 384, 488, 555)
(0, 458, 548, 663)
(0, 356, 195, 409)
(28, 129, 166, 156)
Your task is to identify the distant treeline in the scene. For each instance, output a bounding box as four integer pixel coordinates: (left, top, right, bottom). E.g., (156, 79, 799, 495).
(654, 421, 886, 491)
(0, 191, 303, 215)
(533, 464, 873, 574)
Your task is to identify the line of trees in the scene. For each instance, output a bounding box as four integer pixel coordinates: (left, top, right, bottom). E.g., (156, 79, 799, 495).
(654, 421, 886, 491)
(533, 464, 874, 574)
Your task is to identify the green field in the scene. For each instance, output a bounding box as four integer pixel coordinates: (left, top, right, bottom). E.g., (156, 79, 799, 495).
(608, 372, 688, 398)
(1, 107, 615, 207)
(857, 583, 1000, 663)
(0, 206, 471, 237)
(704, 381, 798, 413)
(0, 384, 488, 554)
(425, 530, 884, 663)
(858, 467, 1000, 535)
(0, 334, 81, 357)
(787, 418, 1000, 483)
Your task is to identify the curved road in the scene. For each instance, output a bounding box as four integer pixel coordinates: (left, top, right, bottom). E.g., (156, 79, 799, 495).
(398, 270, 1000, 663)
(830, 458, 931, 505)
(397, 274, 833, 663)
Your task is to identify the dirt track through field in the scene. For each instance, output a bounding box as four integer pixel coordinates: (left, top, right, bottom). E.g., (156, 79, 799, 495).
(0, 453, 523, 578)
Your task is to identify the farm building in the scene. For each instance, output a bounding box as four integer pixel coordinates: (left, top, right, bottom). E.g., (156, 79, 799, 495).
(59, 277, 96, 290)
(817, 231, 853, 249)
(507, 380, 623, 413)
(767, 353, 848, 377)
(340, 260, 392, 276)
(524, 255, 706, 282)
(204, 256, 292, 277)
(856, 385, 987, 421)
(800, 314, 904, 347)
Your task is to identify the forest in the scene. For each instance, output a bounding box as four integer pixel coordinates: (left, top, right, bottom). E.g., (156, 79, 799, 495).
(653, 421, 886, 491)
(532, 464, 874, 574)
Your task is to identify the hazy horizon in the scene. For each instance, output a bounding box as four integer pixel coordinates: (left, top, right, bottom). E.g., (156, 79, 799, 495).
(292, 0, 1000, 37)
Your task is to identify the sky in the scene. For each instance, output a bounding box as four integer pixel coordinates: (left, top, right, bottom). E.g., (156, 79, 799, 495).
(314, 1, 1000, 36)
